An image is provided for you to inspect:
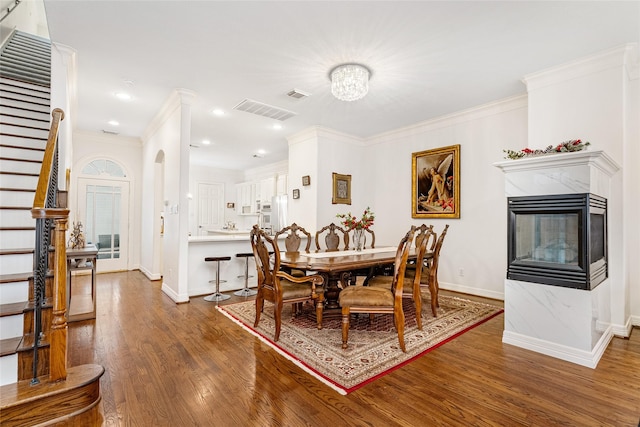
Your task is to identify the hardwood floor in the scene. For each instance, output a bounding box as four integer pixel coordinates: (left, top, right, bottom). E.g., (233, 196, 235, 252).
(64, 271, 640, 426)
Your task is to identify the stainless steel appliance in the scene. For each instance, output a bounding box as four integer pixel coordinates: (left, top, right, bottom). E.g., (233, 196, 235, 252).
(260, 202, 272, 234)
(270, 195, 288, 234)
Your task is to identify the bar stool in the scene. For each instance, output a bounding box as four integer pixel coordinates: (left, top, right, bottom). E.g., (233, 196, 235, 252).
(234, 252, 257, 297)
(204, 256, 231, 302)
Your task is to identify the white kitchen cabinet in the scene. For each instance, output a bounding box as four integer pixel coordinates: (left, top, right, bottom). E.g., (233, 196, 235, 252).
(260, 177, 275, 203)
(236, 182, 257, 215)
(276, 174, 288, 196)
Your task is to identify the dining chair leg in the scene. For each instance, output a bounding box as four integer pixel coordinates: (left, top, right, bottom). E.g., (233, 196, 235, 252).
(315, 297, 323, 330)
(254, 297, 264, 328)
(395, 311, 406, 352)
(341, 307, 350, 349)
(274, 301, 283, 341)
(414, 285, 423, 330)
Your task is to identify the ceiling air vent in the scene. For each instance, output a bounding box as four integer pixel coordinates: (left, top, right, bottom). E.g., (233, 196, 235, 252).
(287, 89, 311, 99)
(233, 99, 297, 121)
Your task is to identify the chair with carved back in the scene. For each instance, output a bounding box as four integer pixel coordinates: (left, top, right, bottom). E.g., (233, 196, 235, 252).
(368, 224, 435, 327)
(391, 224, 448, 316)
(250, 225, 325, 342)
(274, 223, 312, 277)
(338, 226, 416, 352)
(315, 222, 350, 252)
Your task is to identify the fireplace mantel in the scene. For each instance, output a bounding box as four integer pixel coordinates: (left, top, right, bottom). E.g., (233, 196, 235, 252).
(493, 150, 619, 198)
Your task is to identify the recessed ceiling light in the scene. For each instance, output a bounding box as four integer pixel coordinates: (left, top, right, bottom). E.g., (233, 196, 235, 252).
(108, 120, 119, 126)
(202, 139, 211, 145)
(212, 109, 225, 116)
(272, 123, 282, 130)
(257, 149, 266, 155)
(115, 92, 131, 101)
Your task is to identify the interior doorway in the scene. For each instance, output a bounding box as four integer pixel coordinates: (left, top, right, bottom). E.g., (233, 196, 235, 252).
(197, 182, 224, 235)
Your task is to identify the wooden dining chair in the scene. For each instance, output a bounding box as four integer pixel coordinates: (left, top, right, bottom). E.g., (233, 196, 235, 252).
(338, 226, 416, 352)
(274, 223, 312, 277)
(315, 222, 349, 252)
(396, 224, 448, 316)
(368, 224, 435, 327)
(424, 224, 449, 310)
(250, 225, 325, 342)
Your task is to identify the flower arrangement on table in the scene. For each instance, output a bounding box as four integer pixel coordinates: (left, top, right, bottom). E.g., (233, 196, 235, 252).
(336, 207, 375, 230)
(503, 139, 590, 160)
(336, 207, 375, 251)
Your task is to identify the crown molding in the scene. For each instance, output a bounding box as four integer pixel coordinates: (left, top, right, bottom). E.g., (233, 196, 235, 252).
(523, 44, 637, 91)
(142, 88, 196, 142)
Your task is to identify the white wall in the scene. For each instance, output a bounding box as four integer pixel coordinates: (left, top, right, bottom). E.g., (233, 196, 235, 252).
(523, 44, 639, 332)
(140, 89, 195, 303)
(0, 0, 48, 44)
(288, 128, 320, 230)
(71, 130, 143, 271)
(362, 95, 529, 300)
(287, 126, 366, 234)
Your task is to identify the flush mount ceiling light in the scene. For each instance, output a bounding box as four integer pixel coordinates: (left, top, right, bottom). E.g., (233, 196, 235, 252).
(330, 63, 370, 102)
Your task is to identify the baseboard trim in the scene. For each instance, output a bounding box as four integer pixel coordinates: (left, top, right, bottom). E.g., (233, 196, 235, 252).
(139, 265, 162, 281)
(502, 326, 614, 369)
(440, 281, 504, 301)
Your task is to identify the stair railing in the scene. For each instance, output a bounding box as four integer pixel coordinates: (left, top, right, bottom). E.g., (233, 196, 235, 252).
(31, 108, 68, 384)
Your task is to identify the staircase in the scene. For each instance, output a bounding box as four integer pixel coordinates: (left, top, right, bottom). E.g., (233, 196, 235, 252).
(0, 30, 104, 426)
(0, 29, 52, 386)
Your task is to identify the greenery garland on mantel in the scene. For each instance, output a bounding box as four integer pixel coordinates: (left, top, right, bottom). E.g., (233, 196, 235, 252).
(503, 139, 590, 160)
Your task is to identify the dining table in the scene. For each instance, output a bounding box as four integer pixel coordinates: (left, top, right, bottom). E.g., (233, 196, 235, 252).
(280, 246, 433, 315)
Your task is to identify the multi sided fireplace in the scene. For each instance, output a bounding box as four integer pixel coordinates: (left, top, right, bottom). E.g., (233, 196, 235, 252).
(507, 193, 607, 290)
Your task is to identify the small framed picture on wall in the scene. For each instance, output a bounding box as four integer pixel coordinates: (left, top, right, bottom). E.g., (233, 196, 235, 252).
(302, 175, 311, 186)
(292, 189, 300, 199)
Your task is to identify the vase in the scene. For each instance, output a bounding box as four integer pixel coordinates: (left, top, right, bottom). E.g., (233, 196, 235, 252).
(352, 229, 365, 251)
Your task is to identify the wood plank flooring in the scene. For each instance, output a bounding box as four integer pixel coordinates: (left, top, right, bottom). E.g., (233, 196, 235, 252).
(63, 271, 640, 426)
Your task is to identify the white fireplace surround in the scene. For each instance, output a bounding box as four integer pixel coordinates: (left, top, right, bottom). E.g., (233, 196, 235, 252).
(494, 150, 620, 368)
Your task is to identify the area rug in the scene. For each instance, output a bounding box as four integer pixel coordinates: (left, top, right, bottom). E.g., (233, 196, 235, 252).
(217, 294, 503, 395)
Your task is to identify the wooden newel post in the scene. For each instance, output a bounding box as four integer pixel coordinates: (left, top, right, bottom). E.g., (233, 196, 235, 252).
(50, 216, 69, 382)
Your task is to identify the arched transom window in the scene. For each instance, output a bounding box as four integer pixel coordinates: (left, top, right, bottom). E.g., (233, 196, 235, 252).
(81, 159, 126, 177)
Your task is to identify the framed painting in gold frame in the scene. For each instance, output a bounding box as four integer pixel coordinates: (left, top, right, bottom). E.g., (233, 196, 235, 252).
(332, 172, 351, 205)
(411, 144, 460, 219)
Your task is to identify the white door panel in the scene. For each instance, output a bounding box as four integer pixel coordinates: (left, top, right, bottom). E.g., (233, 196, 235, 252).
(78, 178, 129, 272)
(197, 183, 224, 235)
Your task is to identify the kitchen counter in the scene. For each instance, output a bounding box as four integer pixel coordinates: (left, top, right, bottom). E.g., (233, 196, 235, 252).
(190, 234, 249, 242)
(205, 229, 251, 236)
(187, 231, 304, 299)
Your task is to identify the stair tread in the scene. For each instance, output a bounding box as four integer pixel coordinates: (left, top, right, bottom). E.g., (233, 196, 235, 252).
(0, 336, 22, 357)
(0, 301, 26, 317)
(0, 364, 105, 424)
(0, 227, 36, 231)
(0, 248, 34, 255)
(0, 156, 43, 163)
(17, 333, 50, 352)
(0, 188, 35, 192)
(0, 272, 32, 283)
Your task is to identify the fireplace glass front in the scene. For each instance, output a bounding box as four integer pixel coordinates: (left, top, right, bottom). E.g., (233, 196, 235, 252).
(507, 193, 607, 290)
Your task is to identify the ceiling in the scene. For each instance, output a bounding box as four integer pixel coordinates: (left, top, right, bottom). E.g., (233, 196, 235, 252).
(41, 1, 639, 170)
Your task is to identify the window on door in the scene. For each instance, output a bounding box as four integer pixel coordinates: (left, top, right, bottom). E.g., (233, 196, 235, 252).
(79, 159, 129, 272)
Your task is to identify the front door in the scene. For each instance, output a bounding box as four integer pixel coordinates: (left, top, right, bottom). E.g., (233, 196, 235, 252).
(78, 177, 129, 272)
